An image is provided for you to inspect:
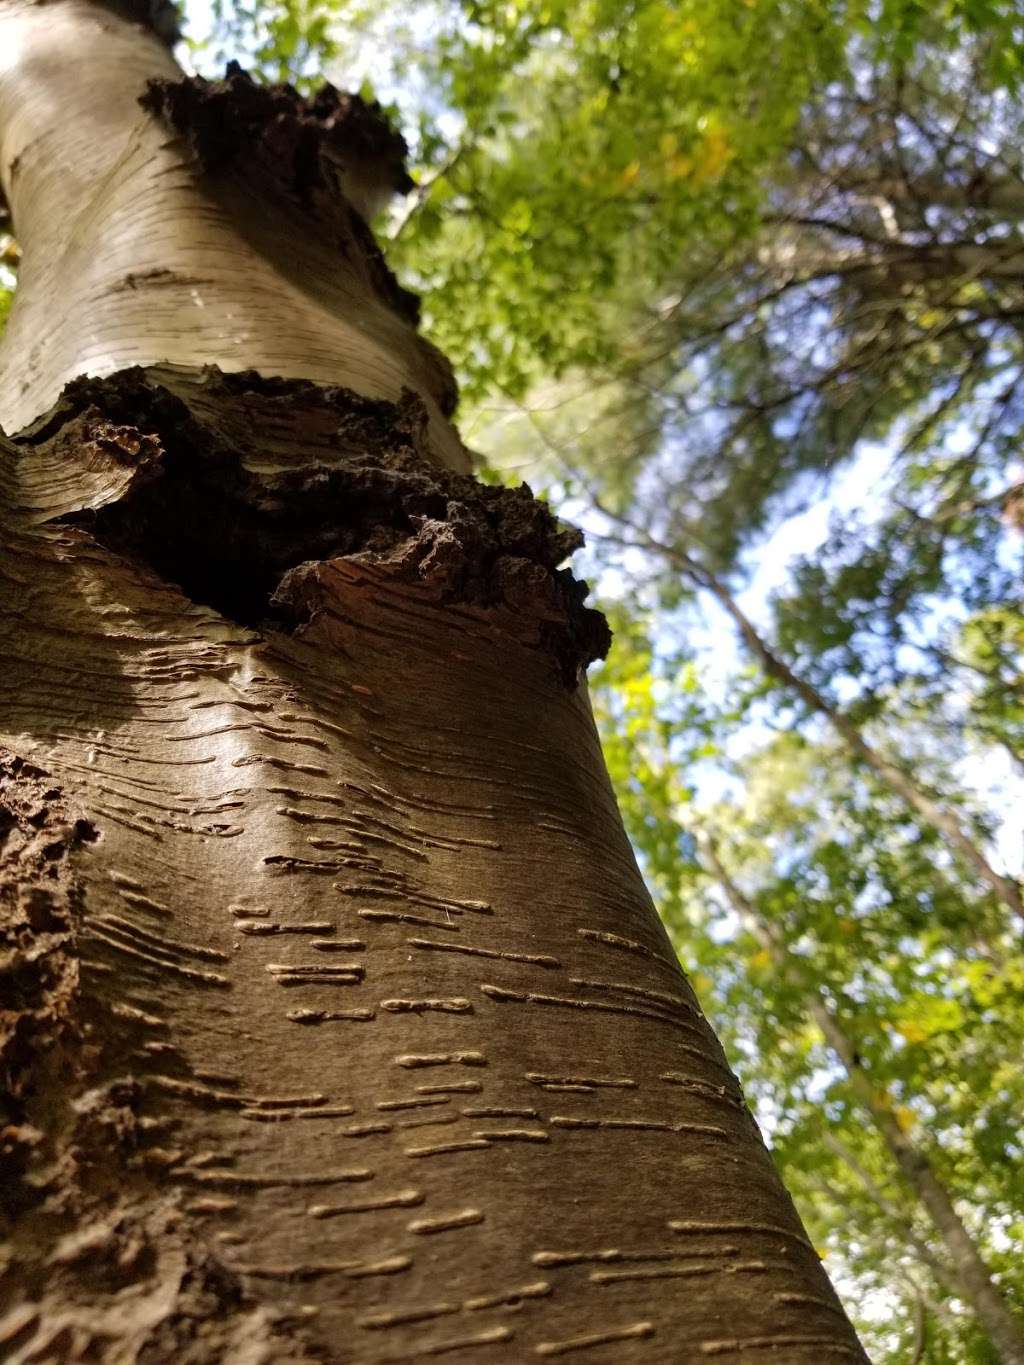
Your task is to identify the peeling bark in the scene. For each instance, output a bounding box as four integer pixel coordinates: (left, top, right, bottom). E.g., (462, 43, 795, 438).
(140, 64, 417, 254)
(0, 2, 868, 1359)
(35, 367, 607, 677)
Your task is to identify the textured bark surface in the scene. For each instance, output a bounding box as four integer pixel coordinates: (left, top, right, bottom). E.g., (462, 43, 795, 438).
(0, 3, 868, 1357)
(0, 373, 867, 1361)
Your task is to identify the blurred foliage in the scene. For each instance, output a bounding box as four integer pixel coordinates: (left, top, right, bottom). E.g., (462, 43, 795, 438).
(193, 0, 339, 84)
(591, 631, 1024, 1360)
(402, 3, 1024, 570)
(0, 231, 15, 341)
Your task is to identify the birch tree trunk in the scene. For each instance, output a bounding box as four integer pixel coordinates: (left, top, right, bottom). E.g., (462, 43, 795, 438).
(0, 3, 867, 1359)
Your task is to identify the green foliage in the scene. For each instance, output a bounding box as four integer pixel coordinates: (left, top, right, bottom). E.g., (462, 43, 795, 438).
(382, 1, 1024, 573)
(590, 607, 712, 919)
(398, 0, 844, 398)
(0, 231, 14, 340)
(0, 227, 14, 337)
(594, 639, 1024, 1359)
(194, 0, 339, 85)
(390, 0, 1024, 411)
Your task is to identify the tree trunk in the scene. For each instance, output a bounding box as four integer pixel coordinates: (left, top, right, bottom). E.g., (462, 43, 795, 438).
(699, 834, 1024, 1364)
(818, 1131, 959, 1298)
(0, 2, 867, 1360)
(673, 547, 1024, 928)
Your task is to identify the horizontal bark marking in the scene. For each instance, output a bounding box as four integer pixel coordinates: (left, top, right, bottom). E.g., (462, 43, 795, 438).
(359, 909, 462, 933)
(395, 1052, 488, 1068)
(463, 1106, 538, 1120)
(398, 1113, 460, 1131)
(403, 1139, 491, 1159)
(358, 1301, 461, 1330)
(114, 887, 173, 917)
(549, 1115, 729, 1140)
(308, 1189, 424, 1218)
(238, 1256, 412, 1281)
(699, 1336, 864, 1358)
(372, 1325, 514, 1357)
(576, 927, 679, 972)
(567, 976, 702, 1020)
(358, 1281, 550, 1331)
(236, 920, 337, 935)
(377, 1096, 452, 1112)
(88, 925, 232, 987)
(417, 1082, 483, 1095)
(239, 1105, 357, 1123)
(286, 1008, 376, 1024)
(147, 1074, 332, 1111)
(265, 961, 366, 978)
(525, 1072, 636, 1090)
(381, 998, 473, 1015)
(532, 1247, 742, 1267)
(463, 1282, 552, 1311)
(97, 911, 229, 962)
(668, 1220, 816, 1254)
(535, 1321, 655, 1356)
(172, 1167, 373, 1188)
(406, 1208, 484, 1235)
(479, 983, 705, 1037)
(774, 1293, 851, 1318)
(407, 937, 561, 969)
(471, 1129, 549, 1143)
(590, 1261, 768, 1284)
(659, 1073, 746, 1110)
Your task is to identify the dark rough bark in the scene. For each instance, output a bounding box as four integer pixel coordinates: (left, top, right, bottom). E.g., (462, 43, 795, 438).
(34, 367, 607, 675)
(0, 752, 97, 1103)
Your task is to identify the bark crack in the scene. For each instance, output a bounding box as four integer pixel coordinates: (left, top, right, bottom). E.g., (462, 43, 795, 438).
(27, 367, 610, 683)
(0, 751, 96, 1119)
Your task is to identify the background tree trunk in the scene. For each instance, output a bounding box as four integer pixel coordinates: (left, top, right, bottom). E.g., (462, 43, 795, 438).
(655, 537, 1024, 928)
(698, 832, 1024, 1364)
(0, 3, 867, 1359)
